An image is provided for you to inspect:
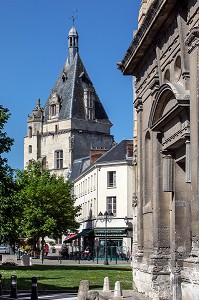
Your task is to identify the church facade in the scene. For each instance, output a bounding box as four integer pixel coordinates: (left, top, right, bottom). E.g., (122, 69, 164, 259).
(119, 0, 199, 299)
(24, 25, 113, 178)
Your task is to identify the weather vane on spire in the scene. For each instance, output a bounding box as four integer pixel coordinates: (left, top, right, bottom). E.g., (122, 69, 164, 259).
(70, 9, 78, 26)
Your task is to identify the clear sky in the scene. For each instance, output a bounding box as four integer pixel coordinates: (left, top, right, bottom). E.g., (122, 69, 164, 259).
(1, 0, 141, 170)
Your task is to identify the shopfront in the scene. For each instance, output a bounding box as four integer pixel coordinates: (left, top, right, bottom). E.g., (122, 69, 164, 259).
(94, 228, 129, 261)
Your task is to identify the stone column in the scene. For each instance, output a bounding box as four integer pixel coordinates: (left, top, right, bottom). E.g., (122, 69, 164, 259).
(185, 27, 199, 257)
(180, 28, 199, 299)
(134, 98, 144, 258)
(162, 151, 173, 192)
(185, 137, 191, 183)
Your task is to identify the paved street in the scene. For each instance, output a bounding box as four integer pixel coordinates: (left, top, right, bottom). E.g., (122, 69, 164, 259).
(0, 292, 77, 300)
(0, 291, 150, 300)
(30, 254, 132, 266)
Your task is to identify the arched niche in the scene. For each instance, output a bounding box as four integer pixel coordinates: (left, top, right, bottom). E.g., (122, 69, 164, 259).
(149, 83, 190, 136)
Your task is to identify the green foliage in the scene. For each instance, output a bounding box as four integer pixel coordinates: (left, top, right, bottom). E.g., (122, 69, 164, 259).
(0, 105, 19, 244)
(0, 105, 14, 182)
(15, 160, 80, 241)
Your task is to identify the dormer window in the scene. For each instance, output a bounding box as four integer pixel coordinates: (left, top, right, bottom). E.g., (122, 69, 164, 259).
(84, 88, 95, 120)
(49, 93, 60, 119)
(51, 104, 56, 116)
(62, 71, 68, 83)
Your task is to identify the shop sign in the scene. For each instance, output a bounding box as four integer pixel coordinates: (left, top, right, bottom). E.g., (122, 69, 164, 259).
(95, 229, 126, 236)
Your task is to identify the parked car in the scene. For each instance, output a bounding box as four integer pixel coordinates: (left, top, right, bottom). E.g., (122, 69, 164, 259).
(0, 245, 10, 254)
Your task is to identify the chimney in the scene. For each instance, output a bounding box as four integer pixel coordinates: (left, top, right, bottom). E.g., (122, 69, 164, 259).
(90, 148, 108, 164)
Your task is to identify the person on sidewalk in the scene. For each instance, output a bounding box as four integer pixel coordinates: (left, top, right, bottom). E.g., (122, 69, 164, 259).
(45, 243, 49, 256)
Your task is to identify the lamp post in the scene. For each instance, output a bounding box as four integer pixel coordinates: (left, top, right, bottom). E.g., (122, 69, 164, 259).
(98, 211, 113, 265)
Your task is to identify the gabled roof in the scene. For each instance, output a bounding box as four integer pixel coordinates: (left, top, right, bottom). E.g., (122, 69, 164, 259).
(43, 52, 109, 123)
(70, 139, 133, 181)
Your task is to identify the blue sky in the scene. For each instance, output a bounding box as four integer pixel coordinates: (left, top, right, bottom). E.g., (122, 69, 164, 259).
(1, 0, 141, 170)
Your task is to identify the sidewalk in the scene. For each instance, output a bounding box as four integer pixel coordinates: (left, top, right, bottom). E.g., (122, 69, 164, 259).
(0, 291, 150, 300)
(30, 253, 132, 266)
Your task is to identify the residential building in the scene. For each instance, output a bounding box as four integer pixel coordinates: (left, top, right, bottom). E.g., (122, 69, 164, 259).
(66, 140, 133, 260)
(119, 0, 199, 299)
(24, 24, 113, 178)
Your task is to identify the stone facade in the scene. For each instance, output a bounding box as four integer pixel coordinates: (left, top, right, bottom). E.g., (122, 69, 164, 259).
(24, 25, 113, 178)
(119, 0, 199, 299)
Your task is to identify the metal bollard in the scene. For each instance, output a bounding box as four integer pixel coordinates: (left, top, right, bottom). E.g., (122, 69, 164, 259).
(31, 277, 38, 300)
(10, 275, 17, 298)
(0, 274, 2, 295)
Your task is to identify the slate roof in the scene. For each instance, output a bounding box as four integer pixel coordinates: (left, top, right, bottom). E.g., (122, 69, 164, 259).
(70, 140, 133, 181)
(70, 156, 90, 182)
(96, 139, 133, 163)
(43, 51, 109, 123)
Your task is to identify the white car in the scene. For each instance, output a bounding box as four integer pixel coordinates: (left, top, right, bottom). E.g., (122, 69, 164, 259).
(0, 246, 10, 254)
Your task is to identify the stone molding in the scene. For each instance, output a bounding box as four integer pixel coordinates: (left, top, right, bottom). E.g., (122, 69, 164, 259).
(119, 0, 163, 71)
(132, 194, 138, 207)
(185, 27, 199, 54)
(119, 0, 179, 75)
(134, 98, 143, 112)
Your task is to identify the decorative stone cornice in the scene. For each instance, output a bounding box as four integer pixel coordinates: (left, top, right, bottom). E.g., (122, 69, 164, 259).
(134, 98, 143, 112)
(185, 27, 199, 54)
(118, 0, 178, 75)
(132, 194, 138, 207)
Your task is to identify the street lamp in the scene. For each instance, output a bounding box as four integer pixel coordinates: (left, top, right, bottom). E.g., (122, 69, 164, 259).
(98, 211, 113, 265)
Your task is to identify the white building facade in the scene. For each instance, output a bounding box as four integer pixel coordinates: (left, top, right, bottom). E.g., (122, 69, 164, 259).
(70, 140, 134, 260)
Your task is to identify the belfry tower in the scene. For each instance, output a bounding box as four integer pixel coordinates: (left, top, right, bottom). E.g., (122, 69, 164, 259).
(24, 24, 113, 178)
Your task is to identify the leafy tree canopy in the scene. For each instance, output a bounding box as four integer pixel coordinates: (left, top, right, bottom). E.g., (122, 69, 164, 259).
(0, 105, 19, 245)
(0, 105, 14, 185)
(15, 160, 80, 241)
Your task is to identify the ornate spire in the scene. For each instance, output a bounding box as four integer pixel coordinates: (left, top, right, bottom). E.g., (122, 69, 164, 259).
(68, 10, 79, 65)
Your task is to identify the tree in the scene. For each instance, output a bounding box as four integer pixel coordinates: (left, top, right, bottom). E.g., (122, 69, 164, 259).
(0, 105, 20, 246)
(0, 105, 14, 182)
(15, 160, 80, 261)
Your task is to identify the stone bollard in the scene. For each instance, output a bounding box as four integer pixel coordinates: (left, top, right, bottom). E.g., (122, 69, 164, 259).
(10, 275, 17, 298)
(103, 277, 110, 292)
(77, 280, 89, 300)
(87, 290, 99, 300)
(31, 277, 38, 300)
(0, 274, 2, 295)
(113, 281, 122, 298)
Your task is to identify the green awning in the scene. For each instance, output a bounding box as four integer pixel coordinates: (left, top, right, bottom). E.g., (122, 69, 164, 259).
(76, 229, 94, 238)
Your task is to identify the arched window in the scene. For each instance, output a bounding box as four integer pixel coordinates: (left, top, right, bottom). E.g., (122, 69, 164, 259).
(29, 145, 32, 154)
(28, 126, 32, 138)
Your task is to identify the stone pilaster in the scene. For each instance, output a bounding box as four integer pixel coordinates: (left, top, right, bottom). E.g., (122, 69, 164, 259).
(162, 151, 173, 192)
(181, 26, 199, 299)
(134, 98, 144, 259)
(185, 26, 199, 257)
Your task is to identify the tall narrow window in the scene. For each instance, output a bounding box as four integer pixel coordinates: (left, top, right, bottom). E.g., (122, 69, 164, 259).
(29, 145, 32, 154)
(107, 196, 116, 215)
(51, 104, 56, 116)
(55, 150, 63, 169)
(107, 171, 116, 188)
(28, 126, 32, 138)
